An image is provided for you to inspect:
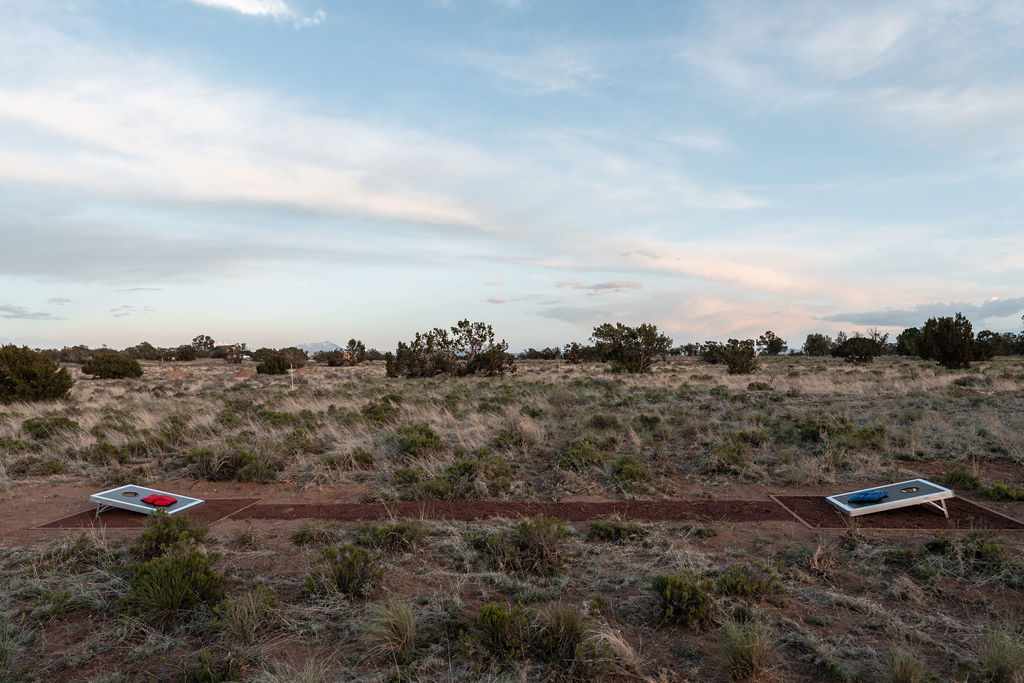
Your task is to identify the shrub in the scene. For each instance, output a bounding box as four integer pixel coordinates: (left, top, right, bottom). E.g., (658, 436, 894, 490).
(559, 438, 606, 470)
(305, 545, 382, 598)
(81, 351, 143, 379)
(920, 313, 974, 369)
(714, 563, 780, 600)
(256, 354, 290, 375)
(719, 617, 774, 681)
(354, 521, 428, 552)
(942, 464, 980, 490)
(217, 586, 277, 646)
(364, 600, 417, 664)
(394, 422, 443, 457)
(832, 336, 884, 364)
(125, 544, 225, 623)
(471, 517, 568, 576)
(590, 322, 673, 373)
(361, 395, 401, 423)
(534, 603, 589, 664)
(175, 345, 198, 361)
(0, 345, 74, 402)
(562, 342, 605, 364)
(386, 320, 515, 378)
(886, 649, 928, 683)
(474, 602, 531, 661)
(133, 512, 209, 561)
(896, 327, 922, 356)
(650, 572, 713, 628)
(802, 333, 834, 356)
(980, 626, 1024, 683)
(587, 518, 646, 543)
(181, 648, 242, 683)
(21, 415, 79, 440)
(290, 523, 341, 547)
(189, 447, 282, 482)
(718, 339, 759, 375)
(610, 455, 648, 484)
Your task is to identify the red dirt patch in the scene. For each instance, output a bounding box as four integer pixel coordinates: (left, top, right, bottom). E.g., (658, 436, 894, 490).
(38, 498, 259, 529)
(773, 495, 1024, 530)
(232, 499, 790, 522)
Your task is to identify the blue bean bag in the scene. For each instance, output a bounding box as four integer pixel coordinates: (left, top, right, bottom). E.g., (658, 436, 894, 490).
(848, 490, 888, 505)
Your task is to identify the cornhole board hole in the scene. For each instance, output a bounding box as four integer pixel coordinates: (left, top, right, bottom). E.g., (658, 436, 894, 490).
(90, 484, 204, 516)
(826, 479, 953, 518)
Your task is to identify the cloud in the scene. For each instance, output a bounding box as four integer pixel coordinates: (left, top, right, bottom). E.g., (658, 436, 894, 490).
(47, 297, 72, 305)
(823, 297, 1024, 327)
(187, 0, 325, 26)
(0, 304, 60, 320)
(109, 304, 155, 318)
(557, 280, 642, 294)
(459, 47, 600, 94)
(117, 287, 163, 293)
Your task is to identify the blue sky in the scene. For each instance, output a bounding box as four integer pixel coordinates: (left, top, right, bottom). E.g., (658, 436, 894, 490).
(2, 0, 1023, 351)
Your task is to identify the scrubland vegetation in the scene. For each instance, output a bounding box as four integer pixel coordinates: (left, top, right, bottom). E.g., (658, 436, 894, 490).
(1, 314, 1024, 680)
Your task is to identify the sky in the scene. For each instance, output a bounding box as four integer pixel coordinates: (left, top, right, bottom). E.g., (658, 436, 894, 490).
(2, 0, 1023, 351)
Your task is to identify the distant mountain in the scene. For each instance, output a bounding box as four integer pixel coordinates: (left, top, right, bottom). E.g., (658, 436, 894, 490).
(297, 341, 341, 354)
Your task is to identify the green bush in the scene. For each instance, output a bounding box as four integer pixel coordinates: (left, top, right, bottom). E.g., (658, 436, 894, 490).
(651, 572, 713, 628)
(361, 395, 401, 423)
(474, 602, 531, 662)
(0, 345, 74, 403)
(385, 320, 515, 378)
(587, 518, 646, 543)
(133, 512, 209, 561)
(610, 455, 648, 484)
(714, 563, 780, 600)
(590, 322, 673, 373)
(558, 438, 606, 470)
(720, 617, 774, 681)
(188, 447, 282, 482)
(21, 415, 79, 440)
(533, 603, 589, 664)
(394, 422, 443, 457)
(832, 336, 885, 364)
(82, 351, 143, 379)
(305, 545, 382, 598)
(715, 339, 759, 375)
(256, 354, 290, 375)
(802, 333, 834, 356)
(354, 521, 428, 552)
(471, 517, 568, 576)
(756, 330, 787, 356)
(125, 544, 225, 624)
(920, 313, 974, 369)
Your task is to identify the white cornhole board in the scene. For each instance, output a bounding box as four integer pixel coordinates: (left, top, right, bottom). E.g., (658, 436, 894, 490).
(826, 478, 953, 518)
(90, 484, 205, 516)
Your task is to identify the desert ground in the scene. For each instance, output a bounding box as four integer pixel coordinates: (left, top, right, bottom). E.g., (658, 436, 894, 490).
(2, 356, 1024, 682)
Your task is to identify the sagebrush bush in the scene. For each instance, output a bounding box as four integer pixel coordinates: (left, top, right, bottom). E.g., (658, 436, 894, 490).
(470, 517, 568, 576)
(125, 543, 225, 624)
(0, 345, 74, 403)
(651, 572, 714, 628)
(133, 512, 209, 561)
(533, 603, 589, 664)
(82, 351, 143, 379)
(354, 521, 428, 552)
(714, 563, 781, 600)
(394, 422, 443, 457)
(559, 438, 606, 470)
(305, 545, 382, 598)
(474, 602, 531, 662)
(587, 518, 646, 543)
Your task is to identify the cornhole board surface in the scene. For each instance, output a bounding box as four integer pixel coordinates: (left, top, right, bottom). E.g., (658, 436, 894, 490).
(826, 479, 952, 518)
(90, 484, 204, 516)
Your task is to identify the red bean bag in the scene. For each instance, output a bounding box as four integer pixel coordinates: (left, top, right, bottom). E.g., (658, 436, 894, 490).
(141, 494, 178, 507)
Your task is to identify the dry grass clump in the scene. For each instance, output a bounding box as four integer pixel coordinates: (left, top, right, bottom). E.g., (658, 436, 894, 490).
(364, 600, 417, 664)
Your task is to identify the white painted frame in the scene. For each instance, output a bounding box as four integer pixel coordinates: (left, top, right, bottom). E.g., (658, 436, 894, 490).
(826, 479, 953, 518)
(90, 484, 205, 516)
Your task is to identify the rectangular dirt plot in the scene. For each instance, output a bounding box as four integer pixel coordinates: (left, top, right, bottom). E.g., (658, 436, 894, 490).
(39, 499, 260, 529)
(773, 495, 1024, 530)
